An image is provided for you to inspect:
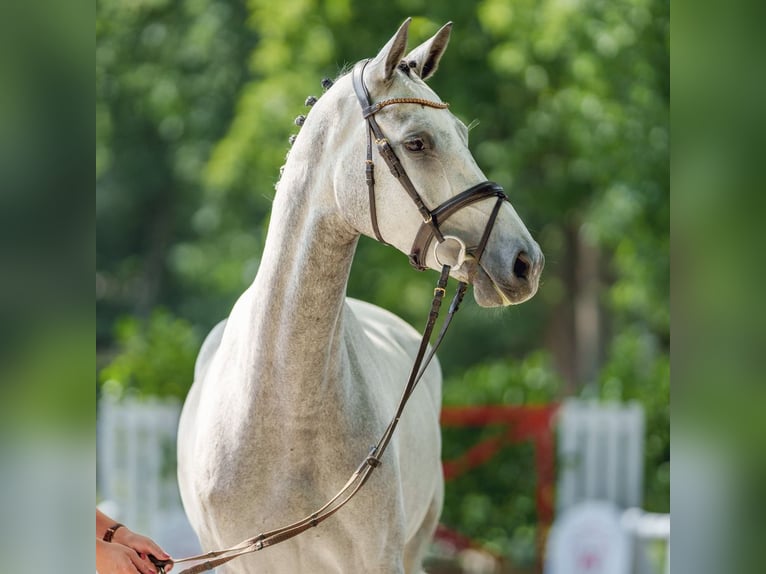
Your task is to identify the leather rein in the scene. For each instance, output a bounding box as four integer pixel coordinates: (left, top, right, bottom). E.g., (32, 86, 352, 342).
(159, 59, 508, 574)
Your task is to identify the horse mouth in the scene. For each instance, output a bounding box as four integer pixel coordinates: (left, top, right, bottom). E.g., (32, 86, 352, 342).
(468, 262, 539, 308)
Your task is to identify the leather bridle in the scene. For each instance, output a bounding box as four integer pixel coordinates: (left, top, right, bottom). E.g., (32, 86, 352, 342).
(351, 58, 508, 272)
(160, 60, 510, 574)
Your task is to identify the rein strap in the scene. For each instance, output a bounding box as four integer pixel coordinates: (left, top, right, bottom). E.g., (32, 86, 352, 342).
(172, 266, 461, 574)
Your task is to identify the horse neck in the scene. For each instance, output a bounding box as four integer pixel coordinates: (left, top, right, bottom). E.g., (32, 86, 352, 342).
(241, 129, 360, 406)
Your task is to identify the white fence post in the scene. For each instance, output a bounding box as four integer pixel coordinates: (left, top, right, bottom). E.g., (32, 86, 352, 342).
(557, 400, 645, 513)
(552, 400, 668, 574)
(545, 501, 631, 574)
(622, 509, 670, 574)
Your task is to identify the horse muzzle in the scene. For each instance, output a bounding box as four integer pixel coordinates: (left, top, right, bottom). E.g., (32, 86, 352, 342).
(472, 241, 544, 307)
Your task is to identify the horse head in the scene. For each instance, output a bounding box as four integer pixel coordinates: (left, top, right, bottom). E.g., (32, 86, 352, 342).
(319, 19, 544, 306)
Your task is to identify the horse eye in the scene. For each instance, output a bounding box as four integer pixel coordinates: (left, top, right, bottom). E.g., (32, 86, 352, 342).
(404, 137, 427, 153)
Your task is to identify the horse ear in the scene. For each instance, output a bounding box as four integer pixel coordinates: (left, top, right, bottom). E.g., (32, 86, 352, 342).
(368, 17, 411, 83)
(404, 22, 452, 81)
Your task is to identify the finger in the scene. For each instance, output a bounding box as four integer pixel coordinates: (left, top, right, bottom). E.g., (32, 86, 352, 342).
(134, 536, 171, 560)
(104, 543, 143, 574)
(152, 556, 174, 572)
(117, 546, 146, 574)
(128, 550, 157, 574)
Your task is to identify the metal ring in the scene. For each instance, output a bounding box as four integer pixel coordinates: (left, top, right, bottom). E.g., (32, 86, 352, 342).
(433, 235, 467, 270)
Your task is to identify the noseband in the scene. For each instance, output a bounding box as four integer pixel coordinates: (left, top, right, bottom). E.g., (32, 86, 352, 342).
(351, 59, 508, 271)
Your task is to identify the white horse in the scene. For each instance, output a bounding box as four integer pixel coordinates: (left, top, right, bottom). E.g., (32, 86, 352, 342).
(178, 18, 543, 574)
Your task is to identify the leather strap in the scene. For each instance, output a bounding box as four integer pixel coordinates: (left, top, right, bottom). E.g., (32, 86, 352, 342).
(409, 181, 507, 270)
(171, 198, 502, 572)
(353, 59, 387, 245)
(352, 59, 446, 246)
(362, 97, 449, 119)
(102, 523, 123, 543)
(171, 266, 461, 574)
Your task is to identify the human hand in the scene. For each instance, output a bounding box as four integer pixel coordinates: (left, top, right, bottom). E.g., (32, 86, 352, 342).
(96, 539, 165, 574)
(111, 527, 172, 570)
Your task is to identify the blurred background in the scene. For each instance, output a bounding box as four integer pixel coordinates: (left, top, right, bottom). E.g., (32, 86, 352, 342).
(95, 0, 668, 572)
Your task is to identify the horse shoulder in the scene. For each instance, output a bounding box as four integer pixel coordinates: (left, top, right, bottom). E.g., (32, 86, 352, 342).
(177, 319, 228, 523)
(346, 298, 423, 354)
(193, 318, 228, 383)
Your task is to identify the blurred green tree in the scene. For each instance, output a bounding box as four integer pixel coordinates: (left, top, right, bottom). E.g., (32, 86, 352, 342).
(96, 0, 257, 337)
(99, 308, 201, 399)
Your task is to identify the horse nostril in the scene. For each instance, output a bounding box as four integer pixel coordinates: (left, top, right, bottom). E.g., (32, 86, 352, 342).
(513, 251, 531, 280)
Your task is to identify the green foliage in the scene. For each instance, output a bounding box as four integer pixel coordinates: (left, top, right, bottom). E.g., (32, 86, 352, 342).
(596, 327, 670, 512)
(96, 0, 256, 332)
(99, 309, 201, 400)
(441, 440, 541, 567)
(440, 353, 563, 567)
(444, 351, 564, 406)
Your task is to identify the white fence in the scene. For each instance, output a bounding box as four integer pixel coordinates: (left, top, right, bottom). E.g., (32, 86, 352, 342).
(549, 400, 668, 574)
(546, 502, 670, 574)
(622, 508, 670, 574)
(97, 396, 201, 558)
(98, 396, 667, 573)
(557, 400, 645, 513)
